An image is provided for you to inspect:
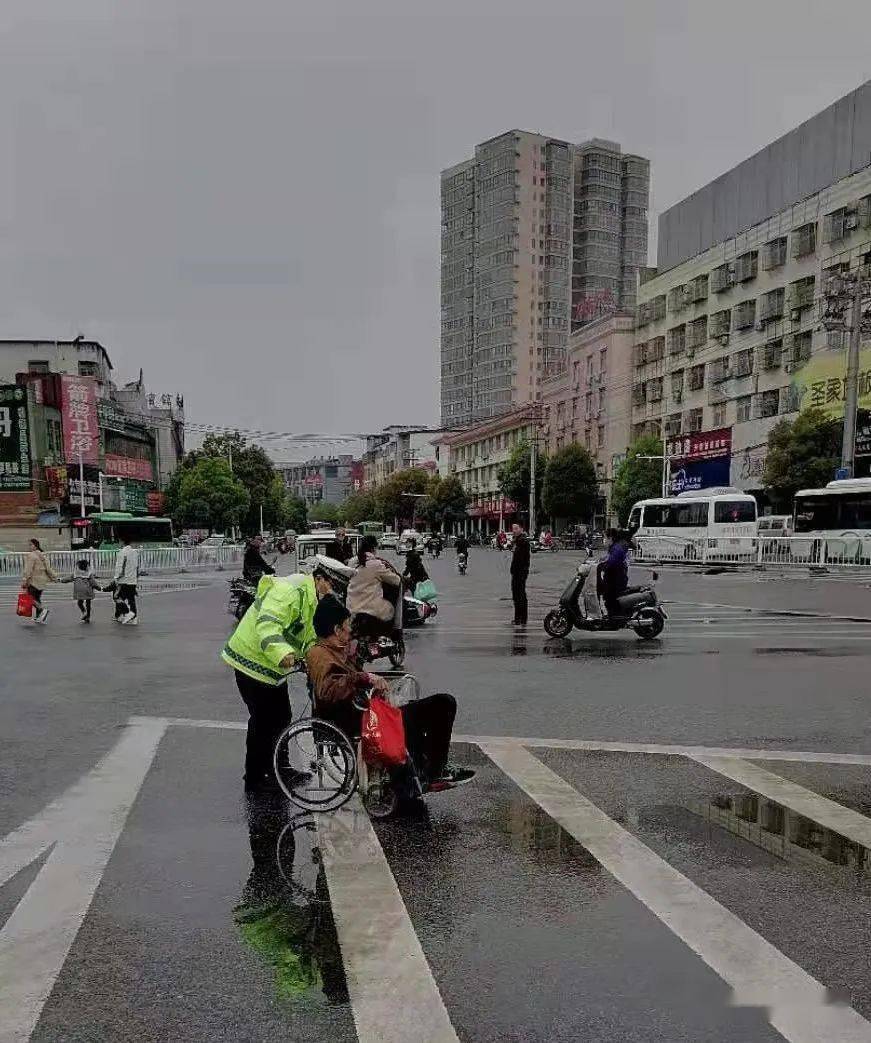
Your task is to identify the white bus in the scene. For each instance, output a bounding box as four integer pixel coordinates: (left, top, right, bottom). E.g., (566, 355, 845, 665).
(628, 487, 758, 561)
(792, 478, 871, 563)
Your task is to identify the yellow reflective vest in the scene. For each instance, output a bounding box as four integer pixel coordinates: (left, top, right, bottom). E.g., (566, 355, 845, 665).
(221, 573, 318, 685)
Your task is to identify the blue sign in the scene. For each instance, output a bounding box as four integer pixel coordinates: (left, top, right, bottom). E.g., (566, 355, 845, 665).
(835, 467, 850, 480)
(669, 456, 731, 494)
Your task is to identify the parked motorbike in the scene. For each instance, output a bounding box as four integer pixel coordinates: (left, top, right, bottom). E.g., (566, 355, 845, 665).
(457, 551, 468, 575)
(543, 560, 666, 640)
(227, 576, 257, 620)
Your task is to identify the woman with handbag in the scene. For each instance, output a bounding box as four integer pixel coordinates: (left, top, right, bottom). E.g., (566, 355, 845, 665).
(20, 538, 58, 624)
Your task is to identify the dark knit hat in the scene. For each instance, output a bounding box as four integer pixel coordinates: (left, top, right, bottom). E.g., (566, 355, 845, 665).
(313, 594, 351, 638)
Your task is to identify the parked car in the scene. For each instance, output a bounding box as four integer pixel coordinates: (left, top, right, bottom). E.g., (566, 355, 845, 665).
(199, 534, 239, 549)
(379, 531, 399, 550)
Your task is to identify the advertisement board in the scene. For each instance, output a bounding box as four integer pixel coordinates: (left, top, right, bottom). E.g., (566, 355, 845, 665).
(668, 426, 732, 495)
(61, 375, 99, 465)
(104, 453, 154, 482)
(793, 345, 871, 418)
(0, 384, 32, 490)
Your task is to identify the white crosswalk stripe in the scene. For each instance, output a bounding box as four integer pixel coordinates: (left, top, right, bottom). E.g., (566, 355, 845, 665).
(3, 719, 871, 1041)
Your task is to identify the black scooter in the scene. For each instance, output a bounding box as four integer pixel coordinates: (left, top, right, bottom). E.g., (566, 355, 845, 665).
(543, 560, 666, 640)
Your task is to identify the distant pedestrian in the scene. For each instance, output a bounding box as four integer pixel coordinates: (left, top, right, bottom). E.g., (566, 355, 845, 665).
(112, 534, 140, 625)
(325, 527, 353, 565)
(510, 522, 530, 626)
(62, 559, 103, 623)
(20, 538, 57, 624)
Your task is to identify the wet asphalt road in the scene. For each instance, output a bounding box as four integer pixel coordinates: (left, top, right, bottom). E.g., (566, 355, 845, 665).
(2, 551, 871, 1041)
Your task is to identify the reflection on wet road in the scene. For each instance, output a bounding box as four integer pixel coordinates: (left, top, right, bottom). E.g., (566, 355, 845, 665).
(234, 799, 347, 1004)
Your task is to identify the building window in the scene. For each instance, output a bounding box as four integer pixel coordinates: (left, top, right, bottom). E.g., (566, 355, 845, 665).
(760, 390, 780, 417)
(688, 364, 705, 391)
(791, 222, 817, 258)
(599, 347, 607, 372)
(597, 424, 605, 448)
(687, 408, 704, 433)
(78, 361, 99, 377)
(712, 402, 726, 428)
(28, 360, 50, 374)
(761, 236, 788, 270)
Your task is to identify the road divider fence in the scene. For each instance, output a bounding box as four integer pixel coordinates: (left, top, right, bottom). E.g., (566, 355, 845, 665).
(0, 545, 244, 579)
(633, 534, 871, 569)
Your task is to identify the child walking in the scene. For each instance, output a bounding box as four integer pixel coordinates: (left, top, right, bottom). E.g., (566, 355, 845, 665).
(62, 559, 103, 623)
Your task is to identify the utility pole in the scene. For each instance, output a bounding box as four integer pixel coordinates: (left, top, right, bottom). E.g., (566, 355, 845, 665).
(78, 451, 86, 518)
(529, 437, 536, 536)
(841, 287, 863, 476)
(822, 267, 871, 477)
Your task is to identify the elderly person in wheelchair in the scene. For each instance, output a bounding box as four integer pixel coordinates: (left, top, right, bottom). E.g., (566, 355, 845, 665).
(305, 596, 475, 805)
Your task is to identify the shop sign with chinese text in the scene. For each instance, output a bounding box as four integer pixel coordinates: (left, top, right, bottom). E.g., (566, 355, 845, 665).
(0, 384, 32, 490)
(61, 376, 99, 465)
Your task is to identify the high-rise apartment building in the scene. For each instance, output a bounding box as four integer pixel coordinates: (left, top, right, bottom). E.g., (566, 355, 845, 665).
(440, 131, 649, 428)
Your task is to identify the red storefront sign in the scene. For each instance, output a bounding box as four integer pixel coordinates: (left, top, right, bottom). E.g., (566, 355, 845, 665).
(146, 490, 166, 514)
(44, 465, 69, 500)
(60, 375, 99, 465)
(666, 427, 732, 462)
(104, 454, 154, 482)
(468, 497, 519, 519)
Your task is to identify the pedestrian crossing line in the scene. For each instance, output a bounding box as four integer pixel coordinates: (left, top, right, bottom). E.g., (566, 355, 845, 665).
(457, 736, 871, 766)
(692, 756, 871, 851)
(0, 717, 167, 1043)
(317, 797, 460, 1043)
(481, 742, 871, 1043)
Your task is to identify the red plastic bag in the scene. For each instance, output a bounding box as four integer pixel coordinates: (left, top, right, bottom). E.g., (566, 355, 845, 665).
(361, 696, 407, 767)
(16, 592, 36, 618)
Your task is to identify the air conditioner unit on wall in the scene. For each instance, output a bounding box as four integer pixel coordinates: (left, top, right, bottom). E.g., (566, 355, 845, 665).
(790, 309, 801, 322)
(846, 213, 859, 231)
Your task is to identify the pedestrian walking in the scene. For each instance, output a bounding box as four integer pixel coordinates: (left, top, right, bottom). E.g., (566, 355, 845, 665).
(112, 534, 140, 625)
(20, 538, 58, 624)
(510, 522, 530, 626)
(61, 558, 103, 623)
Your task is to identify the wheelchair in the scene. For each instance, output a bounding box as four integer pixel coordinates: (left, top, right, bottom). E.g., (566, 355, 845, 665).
(272, 674, 422, 819)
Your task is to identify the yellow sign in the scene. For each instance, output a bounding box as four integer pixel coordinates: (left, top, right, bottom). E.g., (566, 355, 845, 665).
(793, 344, 871, 418)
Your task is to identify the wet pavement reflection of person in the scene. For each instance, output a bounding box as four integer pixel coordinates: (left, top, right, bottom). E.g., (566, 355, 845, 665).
(234, 796, 348, 1004)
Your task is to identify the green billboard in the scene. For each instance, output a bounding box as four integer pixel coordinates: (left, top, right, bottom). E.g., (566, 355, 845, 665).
(0, 384, 32, 491)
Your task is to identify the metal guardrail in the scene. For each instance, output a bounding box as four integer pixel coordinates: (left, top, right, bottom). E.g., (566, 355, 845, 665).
(633, 534, 871, 568)
(0, 545, 244, 578)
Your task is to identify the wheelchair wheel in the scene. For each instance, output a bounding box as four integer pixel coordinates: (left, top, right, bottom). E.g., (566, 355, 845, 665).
(357, 755, 399, 820)
(274, 719, 357, 812)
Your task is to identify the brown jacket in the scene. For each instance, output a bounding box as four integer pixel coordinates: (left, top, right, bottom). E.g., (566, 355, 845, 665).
(305, 639, 372, 708)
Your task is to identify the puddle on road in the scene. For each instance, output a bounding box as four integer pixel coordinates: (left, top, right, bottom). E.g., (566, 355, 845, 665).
(233, 798, 348, 1006)
(633, 795, 871, 893)
(492, 797, 602, 874)
(754, 646, 867, 658)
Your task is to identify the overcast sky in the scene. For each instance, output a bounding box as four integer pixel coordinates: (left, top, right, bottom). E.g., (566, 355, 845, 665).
(0, 0, 869, 454)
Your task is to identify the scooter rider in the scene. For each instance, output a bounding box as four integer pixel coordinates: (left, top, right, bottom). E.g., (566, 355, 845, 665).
(598, 528, 630, 617)
(243, 535, 275, 584)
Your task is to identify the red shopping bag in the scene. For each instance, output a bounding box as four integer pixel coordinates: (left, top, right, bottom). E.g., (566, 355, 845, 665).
(361, 696, 407, 767)
(16, 592, 36, 618)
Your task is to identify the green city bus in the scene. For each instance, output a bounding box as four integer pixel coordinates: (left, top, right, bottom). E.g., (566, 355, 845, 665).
(70, 512, 174, 550)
